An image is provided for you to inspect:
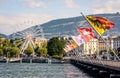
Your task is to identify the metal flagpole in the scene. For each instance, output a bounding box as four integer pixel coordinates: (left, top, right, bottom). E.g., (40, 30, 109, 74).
(88, 39, 104, 65)
(77, 13, 104, 65)
(72, 23, 93, 63)
(96, 37, 104, 65)
(80, 12, 120, 61)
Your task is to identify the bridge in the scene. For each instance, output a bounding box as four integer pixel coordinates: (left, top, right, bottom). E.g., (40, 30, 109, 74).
(67, 56, 120, 78)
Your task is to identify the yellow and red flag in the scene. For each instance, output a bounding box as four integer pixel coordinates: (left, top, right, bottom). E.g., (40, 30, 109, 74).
(85, 16, 114, 35)
(63, 42, 74, 52)
(69, 40, 78, 49)
(66, 42, 74, 51)
(63, 46, 70, 52)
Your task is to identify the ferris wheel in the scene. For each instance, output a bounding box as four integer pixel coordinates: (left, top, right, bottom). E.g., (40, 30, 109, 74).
(12, 20, 45, 55)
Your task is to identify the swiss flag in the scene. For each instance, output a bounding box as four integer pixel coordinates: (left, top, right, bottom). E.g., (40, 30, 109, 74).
(77, 27, 95, 42)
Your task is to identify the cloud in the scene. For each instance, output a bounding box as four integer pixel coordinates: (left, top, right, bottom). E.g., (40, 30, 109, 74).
(92, 0, 120, 14)
(65, 0, 80, 9)
(0, 13, 53, 35)
(21, 0, 46, 8)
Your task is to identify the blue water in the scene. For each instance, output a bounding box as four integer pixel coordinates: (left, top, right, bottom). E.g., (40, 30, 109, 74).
(0, 63, 92, 78)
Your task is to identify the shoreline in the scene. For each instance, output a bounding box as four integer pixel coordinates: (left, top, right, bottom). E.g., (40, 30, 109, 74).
(0, 58, 70, 64)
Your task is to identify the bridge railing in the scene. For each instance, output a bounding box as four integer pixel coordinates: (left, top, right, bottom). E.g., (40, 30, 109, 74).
(71, 56, 120, 68)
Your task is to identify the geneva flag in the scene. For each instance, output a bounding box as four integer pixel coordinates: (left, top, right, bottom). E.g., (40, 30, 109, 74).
(86, 16, 114, 35)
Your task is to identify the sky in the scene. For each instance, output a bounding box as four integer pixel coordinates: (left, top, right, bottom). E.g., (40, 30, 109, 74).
(0, 0, 120, 35)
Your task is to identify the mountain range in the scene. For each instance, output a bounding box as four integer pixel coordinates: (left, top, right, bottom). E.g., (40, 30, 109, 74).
(0, 33, 8, 38)
(7, 13, 120, 39)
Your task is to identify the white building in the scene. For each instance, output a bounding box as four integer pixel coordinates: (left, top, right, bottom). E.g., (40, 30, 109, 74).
(110, 36, 120, 50)
(83, 38, 98, 55)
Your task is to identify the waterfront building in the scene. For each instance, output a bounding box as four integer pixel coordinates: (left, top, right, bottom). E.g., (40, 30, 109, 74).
(83, 38, 98, 55)
(98, 36, 108, 52)
(98, 35, 120, 55)
(109, 36, 120, 51)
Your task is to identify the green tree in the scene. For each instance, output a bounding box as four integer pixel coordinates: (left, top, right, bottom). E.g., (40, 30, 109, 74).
(24, 45, 34, 57)
(2, 46, 11, 57)
(47, 37, 66, 57)
(2, 38, 10, 47)
(13, 39, 23, 48)
(36, 47, 47, 57)
(41, 42, 47, 48)
(0, 36, 3, 48)
(10, 47, 20, 57)
(0, 48, 3, 57)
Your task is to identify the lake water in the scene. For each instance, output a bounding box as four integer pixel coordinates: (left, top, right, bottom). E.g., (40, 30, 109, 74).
(0, 63, 92, 78)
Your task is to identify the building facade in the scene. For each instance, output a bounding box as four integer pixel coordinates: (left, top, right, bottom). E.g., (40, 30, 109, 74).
(83, 38, 98, 55)
(98, 36, 120, 55)
(98, 36, 108, 52)
(110, 36, 120, 50)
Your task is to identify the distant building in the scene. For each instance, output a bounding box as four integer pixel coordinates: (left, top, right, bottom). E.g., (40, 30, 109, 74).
(62, 35, 70, 40)
(83, 38, 98, 55)
(98, 36, 107, 52)
(35, 37, 47, 47)
(110, 36, 120, 50)
(98, 36, 120, 52)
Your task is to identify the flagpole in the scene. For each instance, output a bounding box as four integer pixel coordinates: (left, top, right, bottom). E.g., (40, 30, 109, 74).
(71, 27, 93, 63)
(80, 12, 120, 61)
(80, 13, 104, 65)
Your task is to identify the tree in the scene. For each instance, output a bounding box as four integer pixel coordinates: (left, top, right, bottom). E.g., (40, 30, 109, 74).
(2, 38, 10, 47)
(0, 48, 3, 57)
(41, 42, 47, 48)
(2, 46, 11, 57)
(47, 37, 66, 57)
(24, 45, 34, 57)
(13, 39, 23, 48)
(0, 36, 3, 48)
(36, 47, 47, 57)
(10, 47, 20, 57)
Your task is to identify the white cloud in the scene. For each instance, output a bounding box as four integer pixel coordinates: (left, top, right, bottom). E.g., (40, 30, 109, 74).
(65, 0, 80, 9)
(92, 0, 120, 14)
(0, 13, 53, 35)
(21, 0, 46, 8)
